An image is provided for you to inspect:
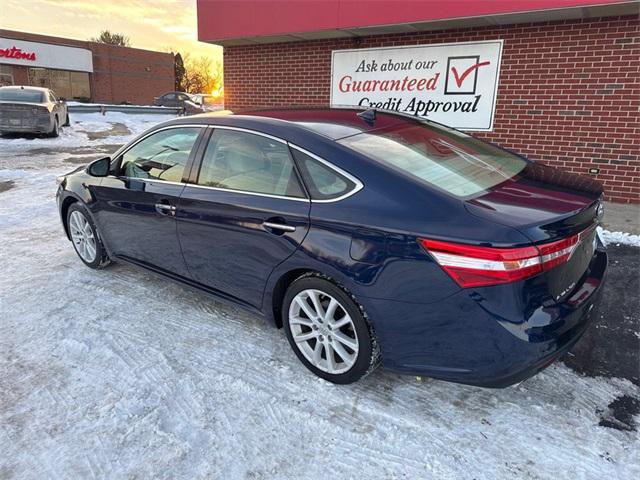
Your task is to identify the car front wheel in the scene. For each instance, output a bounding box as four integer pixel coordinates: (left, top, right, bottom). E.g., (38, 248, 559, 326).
(283, 274, 379, 384)
(67, 203, 111, 269)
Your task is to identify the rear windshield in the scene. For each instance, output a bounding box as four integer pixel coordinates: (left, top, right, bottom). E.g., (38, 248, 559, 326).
(338, 122, 527, 198)
(0, 89, 44, 103)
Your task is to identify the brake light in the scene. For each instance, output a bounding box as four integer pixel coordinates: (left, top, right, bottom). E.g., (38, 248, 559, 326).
(419, 229, 588, 288)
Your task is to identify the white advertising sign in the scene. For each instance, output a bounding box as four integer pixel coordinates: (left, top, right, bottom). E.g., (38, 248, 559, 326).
(331, 40, 503, 131)
(0, 37, 93, 73)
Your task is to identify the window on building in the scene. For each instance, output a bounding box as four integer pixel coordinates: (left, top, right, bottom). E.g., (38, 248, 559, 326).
(28, 68, 50, 89)
(0, 65, 14, 86)
(69, 72, 90, 99)
(27, 68, 90, 100)
(50, 70, 71, 99)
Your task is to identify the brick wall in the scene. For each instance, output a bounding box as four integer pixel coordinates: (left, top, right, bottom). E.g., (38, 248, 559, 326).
(89, 43, 175, 105)
(0, 30, 175, 105)
(224, 16, 639, 203)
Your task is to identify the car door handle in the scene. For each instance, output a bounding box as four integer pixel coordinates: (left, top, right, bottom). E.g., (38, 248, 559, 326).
(263, 221, 296, 232)
(155, 203, 176, 216)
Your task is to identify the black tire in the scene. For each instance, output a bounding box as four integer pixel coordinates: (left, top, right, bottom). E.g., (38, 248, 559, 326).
(66, 203, 111, 269)
(48, 116, 59, 137)
(63, 113, 70, 126)
(282, 274, 380, 384)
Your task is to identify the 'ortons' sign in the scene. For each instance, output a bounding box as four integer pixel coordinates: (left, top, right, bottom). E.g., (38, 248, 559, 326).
(331, 40, 503, 131)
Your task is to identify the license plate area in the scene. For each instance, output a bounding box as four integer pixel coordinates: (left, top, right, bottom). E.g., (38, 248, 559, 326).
(547, 227, 597, 302)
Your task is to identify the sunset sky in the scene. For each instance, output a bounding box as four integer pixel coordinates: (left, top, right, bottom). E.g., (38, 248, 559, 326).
(0, 0, 222, 62)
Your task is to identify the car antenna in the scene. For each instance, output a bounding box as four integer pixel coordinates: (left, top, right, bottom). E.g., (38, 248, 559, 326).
(357, 108, 376, 125)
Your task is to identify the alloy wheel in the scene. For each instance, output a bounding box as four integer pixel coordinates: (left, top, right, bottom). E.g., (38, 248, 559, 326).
(288, 289, 359, 374)
(69, 210, 97, 263)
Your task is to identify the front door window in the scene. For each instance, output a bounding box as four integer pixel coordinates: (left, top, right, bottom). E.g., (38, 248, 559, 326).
(119, 127, 201, 183)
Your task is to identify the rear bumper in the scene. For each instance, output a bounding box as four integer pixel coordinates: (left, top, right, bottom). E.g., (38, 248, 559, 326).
(0, 116, 52, 133)
(362, 247, 608, 388)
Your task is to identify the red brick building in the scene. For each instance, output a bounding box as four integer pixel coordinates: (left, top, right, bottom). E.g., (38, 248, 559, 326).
(198, 0, 639, 203)
(0, 30, 174, 105)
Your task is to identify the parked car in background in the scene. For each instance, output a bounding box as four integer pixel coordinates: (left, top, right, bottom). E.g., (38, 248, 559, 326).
(153, 91, 203, 115)
(55, 108, 607, 387)
(0, 86, 69, 137)
(190, 93, 224, 112)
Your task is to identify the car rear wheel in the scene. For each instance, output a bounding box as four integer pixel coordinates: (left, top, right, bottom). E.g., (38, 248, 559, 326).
(48, 116, 59, 137)
(67, 204, 111, 269)
(63, 113, 70, 126)
(283, 275, 379, 384)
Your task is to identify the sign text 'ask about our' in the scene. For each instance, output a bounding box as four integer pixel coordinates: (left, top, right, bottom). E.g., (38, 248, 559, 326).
(331, 40, 503, 131)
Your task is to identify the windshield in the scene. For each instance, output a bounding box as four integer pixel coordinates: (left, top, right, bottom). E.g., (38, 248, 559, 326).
(0, 89, 45, 103)
(338, 122, 527, 198)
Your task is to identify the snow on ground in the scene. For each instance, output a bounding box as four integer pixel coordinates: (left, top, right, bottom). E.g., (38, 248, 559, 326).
(1, 114, 639, 479)
(598, 227, 640, 248)
(0, 111, 175, 152)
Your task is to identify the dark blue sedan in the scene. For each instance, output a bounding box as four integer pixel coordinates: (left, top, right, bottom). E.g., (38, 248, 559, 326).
(56, 108, 607, 386)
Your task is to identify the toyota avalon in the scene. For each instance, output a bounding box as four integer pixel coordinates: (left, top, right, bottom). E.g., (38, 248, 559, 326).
(56, 108, 607, 386)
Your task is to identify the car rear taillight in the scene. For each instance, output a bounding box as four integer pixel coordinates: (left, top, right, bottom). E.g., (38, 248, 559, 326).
(419, 228, 590, 288)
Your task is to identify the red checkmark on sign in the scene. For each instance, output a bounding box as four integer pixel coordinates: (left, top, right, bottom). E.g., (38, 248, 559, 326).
(450, 61, 491, 87)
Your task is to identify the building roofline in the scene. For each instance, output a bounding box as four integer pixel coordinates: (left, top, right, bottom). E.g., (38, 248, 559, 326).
(198, 0, 638, 46)
(0, 29, 174, 57)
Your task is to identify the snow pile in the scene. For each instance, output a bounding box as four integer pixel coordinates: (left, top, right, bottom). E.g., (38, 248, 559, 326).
(598, 227, 640, 248)
(0, 111, 175, 151)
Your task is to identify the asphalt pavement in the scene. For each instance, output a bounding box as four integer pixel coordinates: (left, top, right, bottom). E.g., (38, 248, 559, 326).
(564, 244, 640, 431)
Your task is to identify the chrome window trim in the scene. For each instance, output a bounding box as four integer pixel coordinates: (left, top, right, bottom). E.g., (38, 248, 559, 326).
(110, 122, 363, 204)
(183, 182, 310, 203)
(110, 123, 205, 168)
(204, 124, 288, 144)
(104, 177, 187, 188)
(287, 144, 364, 203)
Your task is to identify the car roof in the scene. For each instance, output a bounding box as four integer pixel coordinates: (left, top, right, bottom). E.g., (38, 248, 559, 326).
(170, 107, 423, 141)
(0, 86, 49, 92)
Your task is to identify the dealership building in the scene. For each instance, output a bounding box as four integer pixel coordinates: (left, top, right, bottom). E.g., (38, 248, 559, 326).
(0, 30, 174, 105)
(198, 0, 639, 203)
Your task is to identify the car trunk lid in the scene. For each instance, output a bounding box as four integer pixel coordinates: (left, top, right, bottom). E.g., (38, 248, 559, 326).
(465, 162, 604, 302)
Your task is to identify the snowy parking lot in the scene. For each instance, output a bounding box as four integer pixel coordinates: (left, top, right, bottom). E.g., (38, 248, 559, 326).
(1, 113, 639, 479)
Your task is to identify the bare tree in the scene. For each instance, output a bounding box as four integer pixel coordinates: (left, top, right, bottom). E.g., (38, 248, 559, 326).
(90, 30, 131, 47)
(181, 54, 223, 95)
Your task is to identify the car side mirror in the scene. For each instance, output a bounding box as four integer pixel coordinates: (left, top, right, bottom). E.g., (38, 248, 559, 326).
(59, 97, 66, 102)
(87, 157, 111, 177)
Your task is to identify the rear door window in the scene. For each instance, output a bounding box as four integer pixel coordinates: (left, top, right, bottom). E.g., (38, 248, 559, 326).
(197, 129, 306, 198)
(119, 127, 201, 182)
